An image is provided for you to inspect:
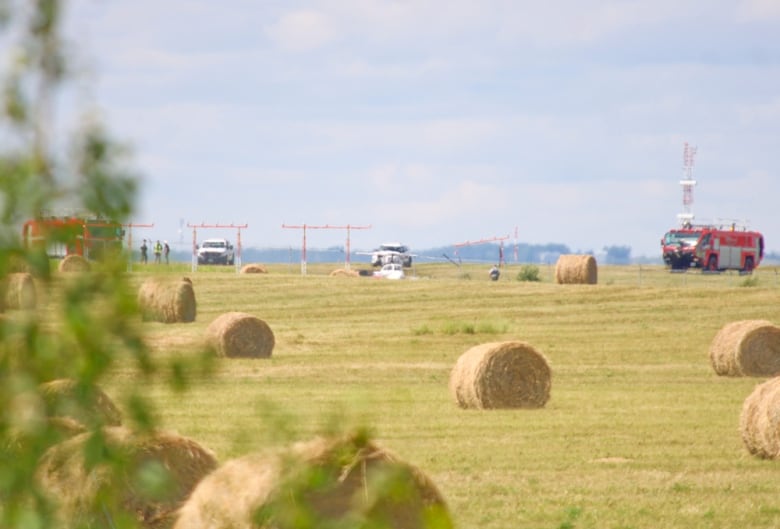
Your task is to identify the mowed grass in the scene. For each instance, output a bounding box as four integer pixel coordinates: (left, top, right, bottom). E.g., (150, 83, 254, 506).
(103, 262, 780, 529)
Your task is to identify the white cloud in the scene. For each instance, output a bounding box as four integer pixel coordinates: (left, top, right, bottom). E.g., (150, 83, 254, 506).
(318, 0, 488, 45)
(418, 118, 502, 150)
(492, 2, 675, 47)
(377, 180, 510, 228)
(368, 163, 436, 195)
(336, 57, 454, 80)
(737, 98, 780, 126)
(736, 0, 780, 21)
(265, 9, 338, 52)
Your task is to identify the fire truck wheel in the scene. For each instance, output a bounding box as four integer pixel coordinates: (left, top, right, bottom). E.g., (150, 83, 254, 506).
(707, 256, 718, 272)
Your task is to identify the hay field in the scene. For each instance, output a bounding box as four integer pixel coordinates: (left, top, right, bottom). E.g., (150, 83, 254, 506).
(104, 263, 780, 528)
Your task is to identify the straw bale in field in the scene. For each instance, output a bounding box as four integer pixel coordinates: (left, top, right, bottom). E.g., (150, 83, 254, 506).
(173, 431, 453, 529)
(48, 416, 88, 438)
(39, 378, 123, 427)
(554, 254, 597, 284)
(329, 268, 359, 277)
(138, 277, 197, 323)
(4, 416, 88, 455)
(240, 263, 268, 274)
(2, 272, 36, 310)
(58, 254, 90, 273)
(37, 426, 218, 529)
(206, 312, 275, 358)
(449, 341, 551, 409)
(709, 320, 780, 377)
(739, 377, 780, 458)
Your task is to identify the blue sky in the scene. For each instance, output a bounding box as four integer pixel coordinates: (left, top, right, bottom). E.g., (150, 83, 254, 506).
(60, 1, 780, 258)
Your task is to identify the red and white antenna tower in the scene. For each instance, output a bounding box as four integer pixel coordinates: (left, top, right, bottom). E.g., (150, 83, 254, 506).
(678, 142, 697, 226)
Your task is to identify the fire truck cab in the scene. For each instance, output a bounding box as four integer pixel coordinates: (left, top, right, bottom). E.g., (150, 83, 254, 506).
(22, 216, 125, 260)
(661, 227, 708, 269)
(694, 227, 764, 273)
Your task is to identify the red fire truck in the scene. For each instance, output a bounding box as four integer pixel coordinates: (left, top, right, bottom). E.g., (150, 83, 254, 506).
(694, 226, 764, 273)
(22, 216, 125, 260)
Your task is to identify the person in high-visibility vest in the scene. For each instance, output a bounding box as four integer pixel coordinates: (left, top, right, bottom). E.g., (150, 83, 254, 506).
(154, 240, 163, 264)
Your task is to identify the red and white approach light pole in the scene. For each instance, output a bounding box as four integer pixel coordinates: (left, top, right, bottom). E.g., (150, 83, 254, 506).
(124, 222, 154, 271)
(282, 223, 371, 275)
(454, 234, 510, 267)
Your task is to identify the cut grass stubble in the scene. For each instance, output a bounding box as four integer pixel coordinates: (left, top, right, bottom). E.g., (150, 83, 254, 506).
(101, 264, 780, 529)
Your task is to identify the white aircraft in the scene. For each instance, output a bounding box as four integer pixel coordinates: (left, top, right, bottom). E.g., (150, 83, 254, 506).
(373, 262, 405, 280)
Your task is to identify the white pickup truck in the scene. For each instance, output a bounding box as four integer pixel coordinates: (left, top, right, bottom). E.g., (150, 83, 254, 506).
(197, 238, 235, 265)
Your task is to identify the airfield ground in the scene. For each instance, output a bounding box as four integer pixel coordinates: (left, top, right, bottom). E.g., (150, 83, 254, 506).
(102, 262, 780, 528)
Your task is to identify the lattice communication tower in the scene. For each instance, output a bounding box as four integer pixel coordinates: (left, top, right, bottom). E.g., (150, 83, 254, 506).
(678, 142, 697, 226)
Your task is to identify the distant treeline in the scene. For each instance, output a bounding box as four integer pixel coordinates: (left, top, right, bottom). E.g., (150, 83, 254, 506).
(163, 244, 780, 266)
(164, 242, 681, 266)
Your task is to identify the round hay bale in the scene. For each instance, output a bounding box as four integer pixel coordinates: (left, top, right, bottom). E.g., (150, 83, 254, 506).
(48, 416, 89, 439)
(329, 268, 359, 277)
(739, 377, 780, 458)
(4, 417, 88, 455)
(58, 254, 90, 273)
(240, 263, 268, 274)
(173, 432, 453, 529)
(449, 341, 551, 409)
(36, 426, 218, 529)
(138, 277, 197, 323)
(2, 272, 37, 310)
(39, 378, 122, 427)
(554, 254, 597, 284)
(206, 312, 275, 358)
(709, 320, 780, 377)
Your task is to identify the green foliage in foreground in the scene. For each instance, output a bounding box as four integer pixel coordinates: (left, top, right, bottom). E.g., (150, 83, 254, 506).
(0, 3, 191, 527)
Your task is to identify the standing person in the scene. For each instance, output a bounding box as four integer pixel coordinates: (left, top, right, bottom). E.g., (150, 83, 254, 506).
(154, 240, 162, 264)
(163, 241, 170, 265)
(140, 239, 148, 264)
